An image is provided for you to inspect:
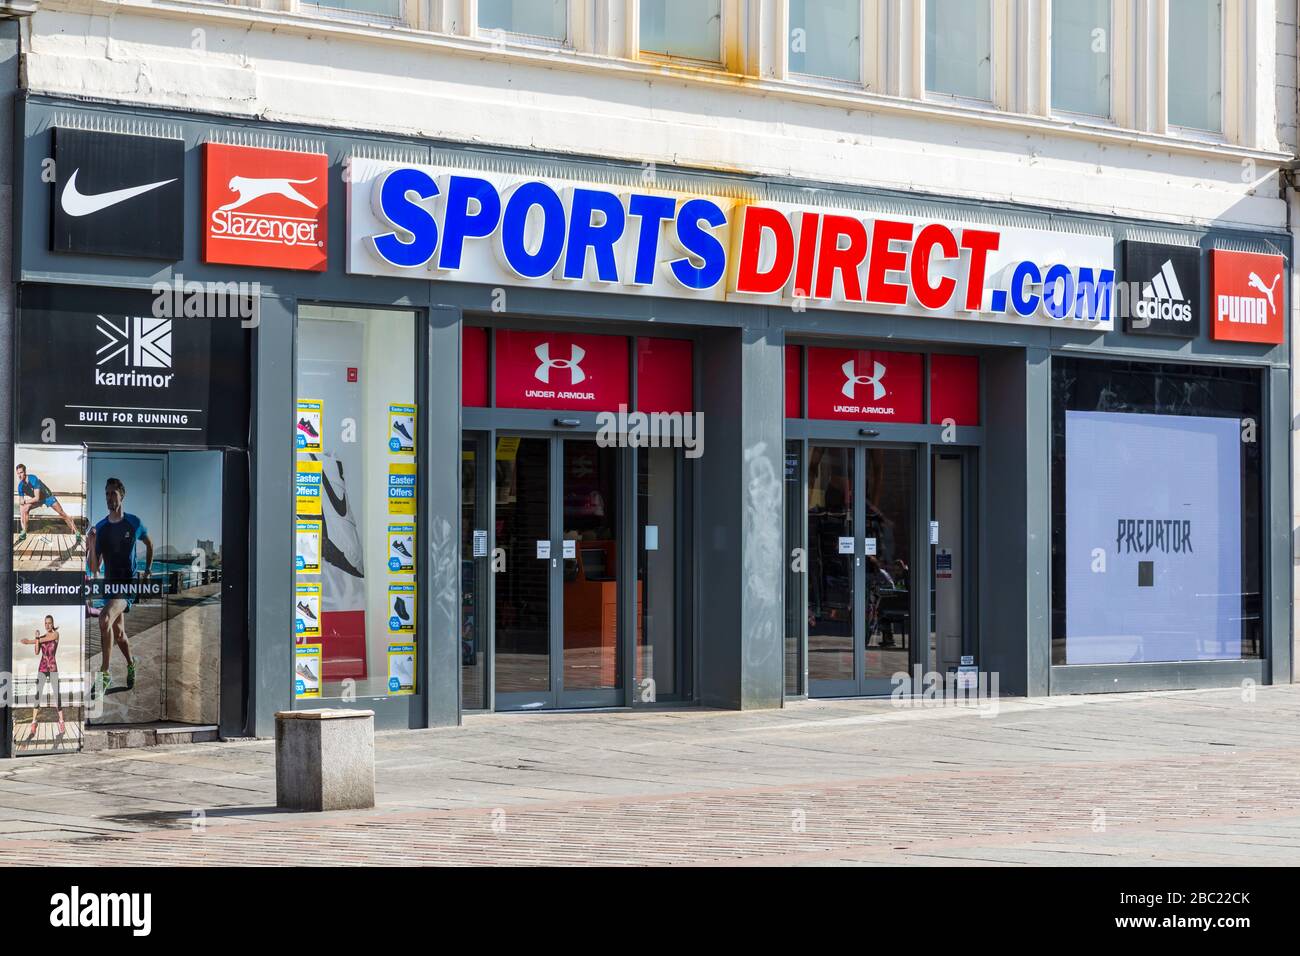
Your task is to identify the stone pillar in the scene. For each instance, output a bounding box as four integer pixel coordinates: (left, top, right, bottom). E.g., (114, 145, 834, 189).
(696, 320, 786, 709)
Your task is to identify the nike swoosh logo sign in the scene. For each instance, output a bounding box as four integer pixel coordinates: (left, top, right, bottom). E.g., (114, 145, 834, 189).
(60, 168, 176, 218)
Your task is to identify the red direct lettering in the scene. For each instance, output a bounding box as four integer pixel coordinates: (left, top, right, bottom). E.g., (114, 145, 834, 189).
(959, 229, 1000, 311)
(865, 219, 914, 306)
(734, 205, 795, 295)
(792, 212, 820, 299)
(814, 215, 869, 301)
(911, 223, 958, 310)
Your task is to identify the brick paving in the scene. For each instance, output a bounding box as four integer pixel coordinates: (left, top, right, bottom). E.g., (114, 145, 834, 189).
(1, 685, 1298, 865)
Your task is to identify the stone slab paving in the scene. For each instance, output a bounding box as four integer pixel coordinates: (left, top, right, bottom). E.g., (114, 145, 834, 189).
(0, 686, 1297, 865)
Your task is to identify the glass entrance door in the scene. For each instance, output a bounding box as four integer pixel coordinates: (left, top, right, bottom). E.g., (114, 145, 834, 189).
(494, 436, 552, 705)
(930, 449, 974, 677)
(559, 438, 622, 707)
(85, 451, 224, 726)
(494, 434, 623, 710)
(807, 443, 916, 697)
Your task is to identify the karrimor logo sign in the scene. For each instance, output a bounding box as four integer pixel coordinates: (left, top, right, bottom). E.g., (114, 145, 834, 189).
(534, 343, 586, 385)
(203, 143, 328, 271)
(1211, 248, 1285, 344)
(94, 316, 174, 388)
(96, 316, 173, 368)
(841, 359, 886, 401)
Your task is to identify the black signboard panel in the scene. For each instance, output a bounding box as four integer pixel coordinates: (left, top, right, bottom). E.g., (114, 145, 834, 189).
(1121, 241, 1202, 338)
(51, 128, 185, 260)
(17, 285, 250, 448)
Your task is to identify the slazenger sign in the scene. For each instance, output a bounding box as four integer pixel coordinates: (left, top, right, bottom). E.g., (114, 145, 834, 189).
(347, 159, 1116, 330)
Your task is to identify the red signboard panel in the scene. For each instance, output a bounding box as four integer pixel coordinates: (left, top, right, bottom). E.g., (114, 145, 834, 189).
(1210, 249, 1285, 344)
(462, 326, 488, 408)
(203, 143, 328, 271)
(806, 347, 923, 423)
(495, 330, 629, 411)
(785, 345, 802, 418)
(929, 354, 980, 426)
(637, 338, 693, 413)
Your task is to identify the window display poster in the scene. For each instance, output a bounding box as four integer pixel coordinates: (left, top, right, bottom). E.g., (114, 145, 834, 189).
(387, 642, 416, 695)
(13, 444, 87, 749)
(388, 403, 416, 455)
(387, 523, 415, 573)
(11, 604, 86, 756)
(295, 643, 322, 699)
(296, 458, 323, 515)
(295, 582, 322, 639)
(387, 462, 417, 515)
(1065, 410, 1242, 664)
(388, 582, 416, 633)
(296, 519, 322, 574)
(296, 399, 323, 452)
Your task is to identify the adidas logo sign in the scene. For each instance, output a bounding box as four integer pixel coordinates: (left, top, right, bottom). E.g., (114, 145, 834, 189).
(1132, 259, 1192, 325)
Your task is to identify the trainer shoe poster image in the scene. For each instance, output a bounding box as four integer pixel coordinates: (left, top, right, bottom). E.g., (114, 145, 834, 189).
(295, 582, 321, 639)
(296, 399, 323, 452)
(294, 643, 322, 699)
(386, 642, 415, 695)
(388, 403, 416, 454)
(388, 582, 415, 634)
(387, 523, 415, 573)
(296, 519, 322, 574)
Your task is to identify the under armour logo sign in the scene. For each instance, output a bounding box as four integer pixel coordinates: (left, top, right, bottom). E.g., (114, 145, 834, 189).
(96, 315, 173, 369)
(534, 343, 586, 385)
(841, 359, 885, 401)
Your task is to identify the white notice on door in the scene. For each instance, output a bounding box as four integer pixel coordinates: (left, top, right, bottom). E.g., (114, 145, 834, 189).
(536, 540, 551, 559)
(838, 536, 854, 555)
(864, 538, 878, 556)
(472, 529, 487, 557)
(562, 539, 577, 559)
(645, 525, 659, 551)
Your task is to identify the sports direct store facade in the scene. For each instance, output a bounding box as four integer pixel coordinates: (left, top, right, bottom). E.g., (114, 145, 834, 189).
(0, 2, 1295, 756)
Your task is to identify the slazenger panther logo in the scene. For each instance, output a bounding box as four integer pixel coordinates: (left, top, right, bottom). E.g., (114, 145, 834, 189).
(534, 343, 586, 385)
(219, 176, 319, 212)
(841, 359, 886, 401)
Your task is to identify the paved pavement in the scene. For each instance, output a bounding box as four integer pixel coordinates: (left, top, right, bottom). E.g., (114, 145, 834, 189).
(1, 685, 1298, 865)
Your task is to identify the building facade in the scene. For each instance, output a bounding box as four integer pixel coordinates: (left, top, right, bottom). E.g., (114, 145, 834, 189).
(1, 0, 1295, 756)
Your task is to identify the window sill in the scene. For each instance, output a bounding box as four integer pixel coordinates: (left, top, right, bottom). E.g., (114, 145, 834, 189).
(37, 0, 1294, 169)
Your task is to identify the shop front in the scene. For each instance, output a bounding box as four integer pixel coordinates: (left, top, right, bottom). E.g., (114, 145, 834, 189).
(783, 347, 980, 699)
(459, 325, 697, 711)
(3, 94, 1291, 755)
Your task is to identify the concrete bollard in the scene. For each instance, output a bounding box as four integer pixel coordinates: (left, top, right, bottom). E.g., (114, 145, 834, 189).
(275, 709, 376, 812)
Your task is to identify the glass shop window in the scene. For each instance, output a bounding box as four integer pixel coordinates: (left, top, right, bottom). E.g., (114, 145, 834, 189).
(294, 306, 419, 700)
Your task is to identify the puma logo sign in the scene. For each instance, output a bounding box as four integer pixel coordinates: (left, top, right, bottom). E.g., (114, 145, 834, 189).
(1246, 271, 1281, 314)
(220, 176, 319, 212)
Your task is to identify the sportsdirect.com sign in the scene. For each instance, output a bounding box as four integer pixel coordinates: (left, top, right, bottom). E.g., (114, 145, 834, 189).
(347, 161, 1117, 331)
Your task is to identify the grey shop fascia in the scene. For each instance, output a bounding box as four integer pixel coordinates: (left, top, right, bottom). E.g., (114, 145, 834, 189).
(2, 95, 1291, 759)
